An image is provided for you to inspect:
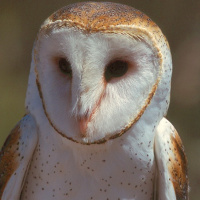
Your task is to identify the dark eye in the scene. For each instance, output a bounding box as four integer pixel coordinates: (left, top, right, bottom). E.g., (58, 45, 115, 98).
(58, 58, 72, 76)
(105, 60, 128, 81)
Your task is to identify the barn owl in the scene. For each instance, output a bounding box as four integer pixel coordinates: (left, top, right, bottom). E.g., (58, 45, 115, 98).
(0, 2, 188, 200)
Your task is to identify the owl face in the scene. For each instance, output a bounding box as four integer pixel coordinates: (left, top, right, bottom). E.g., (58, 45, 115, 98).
(35, 28, 159, 143)
(28, 2, 171, 144)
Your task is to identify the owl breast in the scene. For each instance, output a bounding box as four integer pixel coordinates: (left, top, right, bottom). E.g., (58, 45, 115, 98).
(20, 125, 156, 200)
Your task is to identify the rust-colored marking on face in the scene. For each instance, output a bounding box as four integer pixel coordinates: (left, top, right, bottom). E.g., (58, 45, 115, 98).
(0, 125, 21, 198)
(169, 131, 189, 199)
(79, 80, 106, 138)
(110, 79, 159, 140)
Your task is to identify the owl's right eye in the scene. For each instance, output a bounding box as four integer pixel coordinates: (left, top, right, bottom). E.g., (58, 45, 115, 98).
(58, 58, 72, 76)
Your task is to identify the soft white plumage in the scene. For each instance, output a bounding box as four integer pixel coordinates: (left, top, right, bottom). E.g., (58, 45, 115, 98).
(0, 2, 188, 200)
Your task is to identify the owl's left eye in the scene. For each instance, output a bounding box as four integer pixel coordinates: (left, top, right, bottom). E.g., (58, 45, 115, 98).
(58, 58, 72, 76)
(105, 60, 128, 81)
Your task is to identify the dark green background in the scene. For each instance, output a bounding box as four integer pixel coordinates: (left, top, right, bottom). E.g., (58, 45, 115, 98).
(0, 0, 199, 199)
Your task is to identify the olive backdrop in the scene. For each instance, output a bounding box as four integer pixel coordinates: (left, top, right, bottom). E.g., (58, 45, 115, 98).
(0, 0, 200, 199)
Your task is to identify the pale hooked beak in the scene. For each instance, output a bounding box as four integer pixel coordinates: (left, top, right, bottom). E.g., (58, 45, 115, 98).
(78, 105, 97, 138)
(78, 116, 89, 137)
(77, 86, 105, 138)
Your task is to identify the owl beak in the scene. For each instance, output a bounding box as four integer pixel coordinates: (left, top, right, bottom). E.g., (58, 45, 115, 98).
(79, 117, 88, 137)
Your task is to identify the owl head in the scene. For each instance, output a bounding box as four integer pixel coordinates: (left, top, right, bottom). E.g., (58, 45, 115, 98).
(26, 2, 172, 144)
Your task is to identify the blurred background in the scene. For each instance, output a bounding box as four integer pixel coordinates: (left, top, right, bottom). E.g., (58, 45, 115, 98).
(0, 0, 199, 199)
